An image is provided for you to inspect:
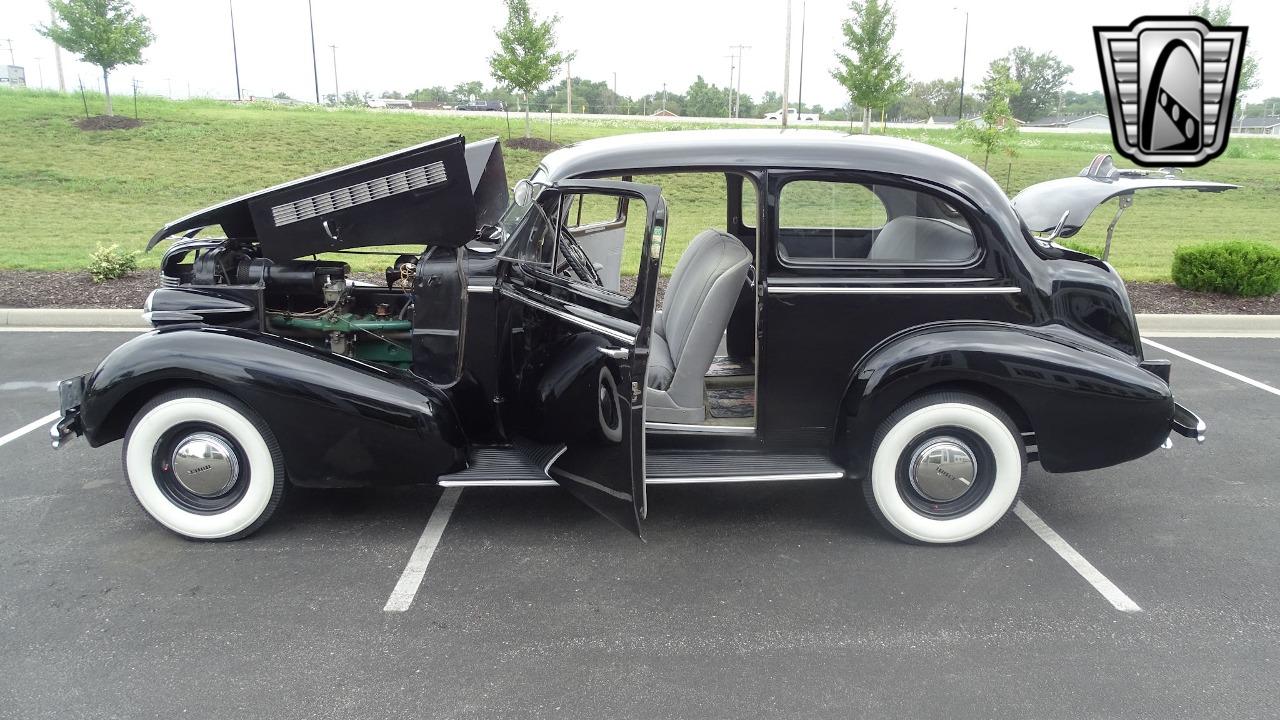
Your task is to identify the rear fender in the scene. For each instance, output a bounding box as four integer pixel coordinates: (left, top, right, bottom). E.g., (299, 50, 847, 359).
(839, 322, 1173, 474)
(80, 326, 466, 487)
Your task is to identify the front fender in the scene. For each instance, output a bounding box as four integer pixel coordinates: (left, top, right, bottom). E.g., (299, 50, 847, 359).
(80, 326, 466, 487)
(842, 322, 1172, 473)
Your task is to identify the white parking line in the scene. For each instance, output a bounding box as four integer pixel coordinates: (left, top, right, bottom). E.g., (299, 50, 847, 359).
(0, 412, 60, 450)
(1142, 338, 1280, 398)
(383, 487, 463, 612)
(1014, 501, 1142, 613)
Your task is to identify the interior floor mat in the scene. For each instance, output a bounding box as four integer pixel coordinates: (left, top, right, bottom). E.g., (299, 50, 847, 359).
(706, 386, 756, 418)
(707, 355, 754, 378)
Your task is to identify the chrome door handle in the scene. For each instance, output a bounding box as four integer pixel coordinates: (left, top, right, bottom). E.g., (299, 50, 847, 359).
(597, 347, 629, 360)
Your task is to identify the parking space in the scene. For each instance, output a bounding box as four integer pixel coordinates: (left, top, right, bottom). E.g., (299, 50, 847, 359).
(1, 331, 1277, 718)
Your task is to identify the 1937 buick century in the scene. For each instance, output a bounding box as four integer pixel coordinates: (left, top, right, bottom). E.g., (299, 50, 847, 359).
(50, 130, 1231, 544)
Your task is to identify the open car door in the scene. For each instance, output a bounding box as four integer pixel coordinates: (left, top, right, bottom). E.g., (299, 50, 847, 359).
(495, 179, 667, 538)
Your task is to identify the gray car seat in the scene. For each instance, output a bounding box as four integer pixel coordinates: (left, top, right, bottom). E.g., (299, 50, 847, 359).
(645, 229, 752, 423)
(867, 216, 976, 262)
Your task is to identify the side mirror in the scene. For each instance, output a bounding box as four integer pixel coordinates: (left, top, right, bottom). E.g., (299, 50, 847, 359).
(513, 179, 536, 208)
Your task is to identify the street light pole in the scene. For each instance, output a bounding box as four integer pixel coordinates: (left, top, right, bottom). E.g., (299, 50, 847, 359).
(796, 1, 806, 115)
(955, 7, 969, 119)
(229, 1, 241, 101)
(308, 0, 320, 104)
(781, 0, 792, 128)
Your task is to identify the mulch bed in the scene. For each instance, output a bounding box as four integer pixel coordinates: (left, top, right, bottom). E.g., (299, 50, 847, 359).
(1, 270, 1275, 315)
(76, 115, 144, 131)
(504, 137, 563, 152)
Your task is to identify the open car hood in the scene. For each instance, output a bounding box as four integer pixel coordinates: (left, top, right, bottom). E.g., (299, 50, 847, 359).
(146, 135, 508, 260)
(1011, 154, 1237, 238)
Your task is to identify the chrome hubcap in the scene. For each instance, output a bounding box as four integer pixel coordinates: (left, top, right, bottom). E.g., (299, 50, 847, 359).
(170, 432, 239, 497)
(908, 437, 977, 503)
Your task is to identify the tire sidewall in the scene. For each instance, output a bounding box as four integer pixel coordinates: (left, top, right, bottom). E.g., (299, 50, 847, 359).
(124, 393, 280, 540)
(869, 399, 1023, 544)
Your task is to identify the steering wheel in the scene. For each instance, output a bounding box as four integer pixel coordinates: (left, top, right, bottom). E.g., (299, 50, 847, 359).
(555, 225, 604, 287)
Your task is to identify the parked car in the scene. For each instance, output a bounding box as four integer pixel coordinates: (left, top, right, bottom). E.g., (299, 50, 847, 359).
(765, 107, 819, 122)
(52, 130, 1231, 544)
(455, 100, 505, 112)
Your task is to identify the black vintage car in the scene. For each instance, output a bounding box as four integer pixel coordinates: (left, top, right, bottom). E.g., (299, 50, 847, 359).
(51, 130, 1231, 543)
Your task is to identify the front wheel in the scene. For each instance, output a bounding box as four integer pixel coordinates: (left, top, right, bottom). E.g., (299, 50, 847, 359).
(863, 392, 1025, 544)
(122, 388, 286, 541)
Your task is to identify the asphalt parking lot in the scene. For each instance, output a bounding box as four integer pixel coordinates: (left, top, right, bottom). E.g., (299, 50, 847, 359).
(1, 330, 1277, 719)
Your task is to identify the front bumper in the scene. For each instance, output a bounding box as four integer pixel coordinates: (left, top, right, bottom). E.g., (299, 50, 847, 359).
(1170, 401, 1206, 443)
(50, 373, 87, 449)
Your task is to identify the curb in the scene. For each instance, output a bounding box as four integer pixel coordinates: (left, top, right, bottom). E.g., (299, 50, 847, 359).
(0, 308, 147, 328)
(1, 308, 1279, 337)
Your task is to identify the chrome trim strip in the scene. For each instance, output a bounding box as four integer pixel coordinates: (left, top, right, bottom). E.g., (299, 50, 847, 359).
(437, 479, 556, 487)
(768, 285, 1021, 296)
(270, 161, 447, 227)
(644, 422, 756, 436)
(466, 284, 495, 294)
(646, 471, 845, 485)
(498, 286, 636, 345)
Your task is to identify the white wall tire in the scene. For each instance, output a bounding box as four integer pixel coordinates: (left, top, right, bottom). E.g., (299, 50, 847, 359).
(122, 388, 286, 541)
(863, 392, 1025, 545)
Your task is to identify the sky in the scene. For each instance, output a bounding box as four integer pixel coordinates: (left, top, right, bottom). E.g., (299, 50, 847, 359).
(3, 0, 1278, 111)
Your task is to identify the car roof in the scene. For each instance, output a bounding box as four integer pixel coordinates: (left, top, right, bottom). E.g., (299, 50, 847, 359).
(538, 129, 1011, 213)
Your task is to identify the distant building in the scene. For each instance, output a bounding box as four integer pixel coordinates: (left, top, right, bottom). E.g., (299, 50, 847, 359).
(651, 109, 678, 117)
(1, 65, 26, 87)
(1026, 113, 1110, 131)
(1237, 116, 1280, 135)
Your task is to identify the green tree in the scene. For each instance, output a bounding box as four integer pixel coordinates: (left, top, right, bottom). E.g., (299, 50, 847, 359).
(684, 75, 731, 118)
(452, 80, 486, 104)
(759, 90, 783, 115)
(407, 85, 452, 102)
(38, 0, 154, 116)
(1190, 1, 1258, 96)
(488, 0, 570, 136)
(1004, 47, 1072, 121)
(958, 59, 1021, 171)
(831, 0, 909, 133)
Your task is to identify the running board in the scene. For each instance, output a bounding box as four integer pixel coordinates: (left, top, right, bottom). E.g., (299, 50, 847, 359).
(440, 447, 844, 487)
(437, 441, 564, 487)
(645, 450, 844, 484)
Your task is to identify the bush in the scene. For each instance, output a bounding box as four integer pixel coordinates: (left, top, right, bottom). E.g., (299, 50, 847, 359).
(1171, 241, 1280, 297)
(87, 243, 139, 283)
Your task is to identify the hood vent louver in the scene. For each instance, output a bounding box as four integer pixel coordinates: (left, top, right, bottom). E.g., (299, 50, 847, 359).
(269, 161, 448, 227)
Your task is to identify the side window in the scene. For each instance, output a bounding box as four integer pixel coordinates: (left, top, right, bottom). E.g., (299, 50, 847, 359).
(566, 193, 624, 229)
(557, 192, 648, 296)
(776, 178, 977, 265)
(780, 180, 886, 229)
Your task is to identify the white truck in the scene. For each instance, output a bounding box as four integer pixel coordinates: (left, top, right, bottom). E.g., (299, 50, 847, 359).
(764, 107, 820, 122)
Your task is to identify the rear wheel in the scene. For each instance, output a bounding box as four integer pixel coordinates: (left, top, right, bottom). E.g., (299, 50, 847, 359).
(863, 392, 1024, 544)
(122, 388, 286, 541)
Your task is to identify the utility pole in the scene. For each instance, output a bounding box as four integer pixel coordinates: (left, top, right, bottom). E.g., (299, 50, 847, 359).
(781, 0, 792, 127)
(955, 7, 969, 119)
(729, 44, 750, 118)
(662, 82, 667, 112)
(50, 5, 66, 91)
(3, 39, 14, 66)
(612, 71, 617, 114)
(796, 1, 807, 115)
(330, 44, 339, 103)
(566, 58, 572, 113)
(308, 0, 320, 103)
(34, 57, 43, 88)
(229, 1, 241, 100)
(165, 77, 172, 98)
(724, 54, 736, 117)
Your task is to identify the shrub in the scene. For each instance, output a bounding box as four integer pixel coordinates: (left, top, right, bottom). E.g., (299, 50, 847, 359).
(1060, 239, 1103, 258)
(87, 243, 139, 283)
(1171, 241, 1280, 297)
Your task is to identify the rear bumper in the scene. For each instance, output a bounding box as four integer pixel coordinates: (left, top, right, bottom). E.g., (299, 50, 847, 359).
(50, 373, 87, 449)
(1171, 401, 1206, 443)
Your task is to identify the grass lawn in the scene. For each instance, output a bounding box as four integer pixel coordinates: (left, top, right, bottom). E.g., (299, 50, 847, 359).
(2, 87, 1277, 281)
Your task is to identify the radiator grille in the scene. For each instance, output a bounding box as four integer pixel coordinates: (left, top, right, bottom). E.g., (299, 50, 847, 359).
(269, 161, 447, 227)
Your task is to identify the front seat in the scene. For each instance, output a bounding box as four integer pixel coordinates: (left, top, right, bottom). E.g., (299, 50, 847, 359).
(867, 216, 976, 262)
(645, 229, 752, 424)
